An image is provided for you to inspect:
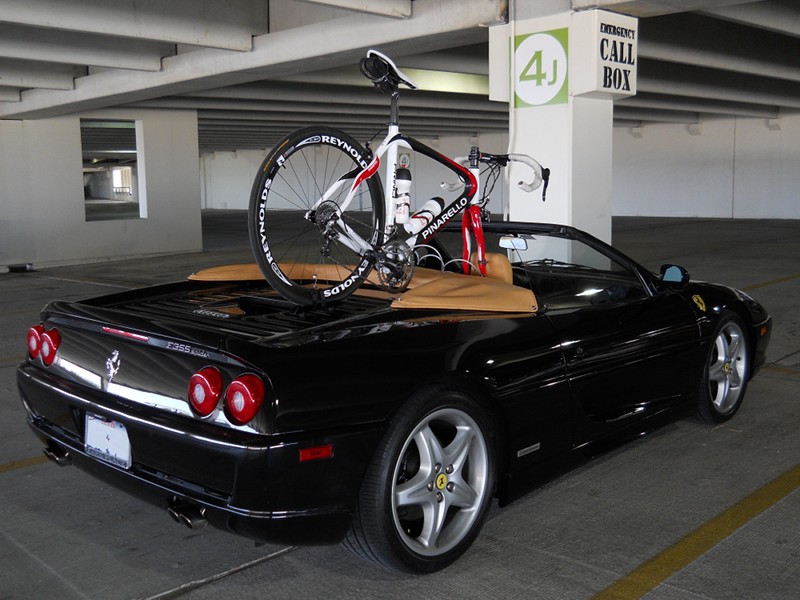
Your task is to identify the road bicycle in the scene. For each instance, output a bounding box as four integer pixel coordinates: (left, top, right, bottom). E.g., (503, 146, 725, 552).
(248, 50, 549, 306)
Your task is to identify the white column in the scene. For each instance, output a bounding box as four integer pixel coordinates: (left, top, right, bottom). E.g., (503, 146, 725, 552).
(490, 8, 638, 243)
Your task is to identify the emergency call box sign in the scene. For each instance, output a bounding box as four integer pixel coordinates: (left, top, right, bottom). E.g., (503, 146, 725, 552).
(571, 9, 638, 99)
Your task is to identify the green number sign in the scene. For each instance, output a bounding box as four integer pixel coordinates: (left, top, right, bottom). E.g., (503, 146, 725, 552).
(514, 29, 568, 107)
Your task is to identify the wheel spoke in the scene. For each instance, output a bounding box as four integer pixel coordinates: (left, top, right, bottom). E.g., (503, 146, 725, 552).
(443, 426, 474, 473)
(727, 329, 743, 361)
(419, 494, 448, 549)
(714, 377, 731, 408)
(417, 424, 445, 472)
(395, 471, 433, 508)
(729, 370, 743, 388)
(708, 358, 726, 383)
(716, 333, 731, 363)
(448, 477, 479, 510)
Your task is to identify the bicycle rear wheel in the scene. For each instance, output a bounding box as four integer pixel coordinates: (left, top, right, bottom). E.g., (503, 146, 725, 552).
(249, 127, 384, 305)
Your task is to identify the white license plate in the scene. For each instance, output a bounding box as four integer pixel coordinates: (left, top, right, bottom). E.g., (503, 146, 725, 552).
(85, 413, 132, 469)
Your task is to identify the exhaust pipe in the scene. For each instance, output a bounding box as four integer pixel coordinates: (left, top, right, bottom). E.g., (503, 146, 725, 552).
(168, 497, 207, 530)
(43, 442, 71, 466)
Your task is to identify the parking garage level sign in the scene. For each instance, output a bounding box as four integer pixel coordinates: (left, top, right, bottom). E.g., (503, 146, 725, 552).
(514, 29, 568, 107)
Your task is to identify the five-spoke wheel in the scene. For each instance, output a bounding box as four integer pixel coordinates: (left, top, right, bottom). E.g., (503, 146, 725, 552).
(345, 388, 495, 573)
(698, 312, 751, 422)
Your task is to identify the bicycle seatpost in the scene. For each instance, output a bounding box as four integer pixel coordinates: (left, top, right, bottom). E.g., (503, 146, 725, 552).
(389, 89, 400, 125)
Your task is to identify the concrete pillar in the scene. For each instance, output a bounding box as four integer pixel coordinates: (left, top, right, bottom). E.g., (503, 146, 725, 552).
(490, 6, 638, 243)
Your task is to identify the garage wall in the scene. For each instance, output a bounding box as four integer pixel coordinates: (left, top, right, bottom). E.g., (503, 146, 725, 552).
(613, 112, 800, 219)
(0, 109, 202, 267)
(205, 114, 800, 223)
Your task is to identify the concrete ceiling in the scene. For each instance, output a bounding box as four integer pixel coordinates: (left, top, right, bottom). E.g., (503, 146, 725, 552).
(0, 0, 798, 151)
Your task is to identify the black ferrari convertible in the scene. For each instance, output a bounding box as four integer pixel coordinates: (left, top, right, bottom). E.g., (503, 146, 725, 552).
(17, 221, 771, 573)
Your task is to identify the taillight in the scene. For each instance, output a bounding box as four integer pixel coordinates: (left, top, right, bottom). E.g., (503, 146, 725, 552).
(188, 367, 223, 416)
(41, 329, 61, 366)
(28, 325, 60, 366)
(27, 325, 45, 359)
(225, 374, 264, 425)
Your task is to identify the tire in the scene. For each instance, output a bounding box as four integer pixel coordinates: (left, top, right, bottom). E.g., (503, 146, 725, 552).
(345, 388, 495, 573)
(697, 312, 750, 423)
(248, 127, 384, 305)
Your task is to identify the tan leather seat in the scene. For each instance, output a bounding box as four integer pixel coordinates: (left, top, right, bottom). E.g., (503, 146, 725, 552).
(469, 252, 513, 285)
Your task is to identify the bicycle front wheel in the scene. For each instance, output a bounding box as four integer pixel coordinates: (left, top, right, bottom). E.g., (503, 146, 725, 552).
(249, 127, 385, 305)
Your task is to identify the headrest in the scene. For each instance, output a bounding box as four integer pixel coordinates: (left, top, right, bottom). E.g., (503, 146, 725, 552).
(469, 252, 513, 285)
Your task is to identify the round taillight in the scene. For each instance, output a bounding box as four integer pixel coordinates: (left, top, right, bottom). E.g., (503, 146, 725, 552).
(188, 367, 223, 416)
(225, 374, 264, 425)
(40, 329, 61, 367)
(27, 325, 46, 359)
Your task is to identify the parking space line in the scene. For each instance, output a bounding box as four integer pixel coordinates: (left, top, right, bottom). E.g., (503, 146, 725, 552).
(593, 463, 800, 600)
(0, 354, 24, 367)
(743, 273, 800, 291)
(764, 364, 800, 378)
(0, 454, 49, 475)
(26, 272, 137, 289)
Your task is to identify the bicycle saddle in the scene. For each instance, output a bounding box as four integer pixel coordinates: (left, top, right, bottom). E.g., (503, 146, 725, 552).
(360, 49, 417, 93)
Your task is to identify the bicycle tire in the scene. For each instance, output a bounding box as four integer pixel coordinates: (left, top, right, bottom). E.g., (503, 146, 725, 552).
(248, 127, 385, 305)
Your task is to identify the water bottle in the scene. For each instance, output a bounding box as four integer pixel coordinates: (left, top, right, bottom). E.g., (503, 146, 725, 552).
(404, 197, 445, 235)
(394, 168, 411, 224)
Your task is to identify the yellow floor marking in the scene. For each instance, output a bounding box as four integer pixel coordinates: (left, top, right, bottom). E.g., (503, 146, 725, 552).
(743, 273, 800, 291)
(763, 365, 800, 378)
(594, 463, 800, 600)
(0, 454, 49, 475)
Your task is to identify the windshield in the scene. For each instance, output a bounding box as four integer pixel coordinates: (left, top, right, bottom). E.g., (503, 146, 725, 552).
(421, 227, 649, 309)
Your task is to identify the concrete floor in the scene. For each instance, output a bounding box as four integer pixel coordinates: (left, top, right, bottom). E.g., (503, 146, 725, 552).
(1, 212, 798, 599)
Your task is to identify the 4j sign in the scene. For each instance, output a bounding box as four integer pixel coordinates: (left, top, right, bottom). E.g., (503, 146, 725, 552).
(514, 29, 568, 107)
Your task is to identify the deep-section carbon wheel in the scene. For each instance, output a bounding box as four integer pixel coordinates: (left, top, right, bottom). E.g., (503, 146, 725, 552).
(697, 312, 750, 422)
(345, 388, 495, 573)
(248, 126, 384, 305)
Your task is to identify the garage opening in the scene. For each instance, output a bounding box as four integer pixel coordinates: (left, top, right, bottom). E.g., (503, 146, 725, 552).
(81, 119, 146, 221)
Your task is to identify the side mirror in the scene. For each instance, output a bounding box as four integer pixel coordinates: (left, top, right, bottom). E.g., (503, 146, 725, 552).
(660, 264, 690, 285)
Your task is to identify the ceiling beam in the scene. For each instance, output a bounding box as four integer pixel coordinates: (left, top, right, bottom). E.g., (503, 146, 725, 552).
(638, 59, 800, 109)
(0, 0, 507, 120)
(701, 1, 800, 37)
(297, 0, 412, 18)
(570, 0, 757, 18)
(0, 87, 20, 102)
(0, 58, 85, 90)
(0, 0, 268, 51)
(0, 24, 172, 71)
(639, 13, 800, 84)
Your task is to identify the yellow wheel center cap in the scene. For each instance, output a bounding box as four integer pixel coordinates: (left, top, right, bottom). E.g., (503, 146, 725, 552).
(435, 473, 448, 490)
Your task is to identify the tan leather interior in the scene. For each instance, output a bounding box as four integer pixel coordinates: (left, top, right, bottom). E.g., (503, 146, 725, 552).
(190, 263, 443, 289)
(190, 261, 537, 313)
(389, 272, 537, 313)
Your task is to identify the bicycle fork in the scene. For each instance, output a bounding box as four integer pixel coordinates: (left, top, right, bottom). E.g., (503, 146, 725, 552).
(461, 146, 487, 275)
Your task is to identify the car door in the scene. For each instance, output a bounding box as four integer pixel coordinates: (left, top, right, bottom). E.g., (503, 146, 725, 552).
(548, 288, 700, 445)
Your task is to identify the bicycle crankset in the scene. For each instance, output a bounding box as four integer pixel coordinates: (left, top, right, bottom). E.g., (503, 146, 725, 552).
(375, 239, 415, 292)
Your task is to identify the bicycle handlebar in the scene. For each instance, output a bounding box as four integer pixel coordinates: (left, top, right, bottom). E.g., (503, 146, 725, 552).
(507, 153, 544, 193)
(442, 153, 547, 195)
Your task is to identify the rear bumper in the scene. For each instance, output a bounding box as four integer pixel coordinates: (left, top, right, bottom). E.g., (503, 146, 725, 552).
(18, 362, 383, 546)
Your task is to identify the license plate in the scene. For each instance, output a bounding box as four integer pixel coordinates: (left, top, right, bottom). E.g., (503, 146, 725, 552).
(85, 413, 132, 469)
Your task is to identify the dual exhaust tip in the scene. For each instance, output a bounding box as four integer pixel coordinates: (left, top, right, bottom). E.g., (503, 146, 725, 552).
(168, 497, 208, 530)
(43, 442, 208, 531)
